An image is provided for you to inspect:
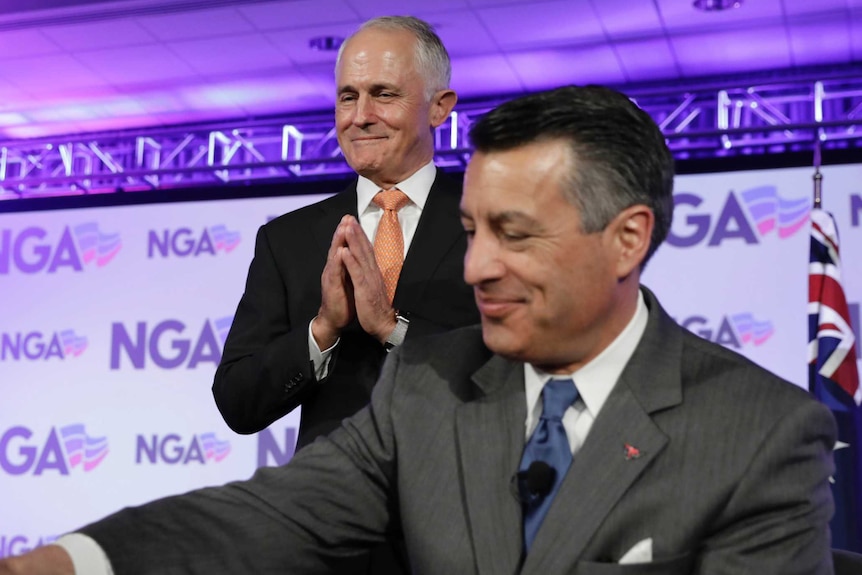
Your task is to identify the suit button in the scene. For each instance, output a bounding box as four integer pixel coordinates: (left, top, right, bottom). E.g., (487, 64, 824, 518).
(284, 373, 304, 392)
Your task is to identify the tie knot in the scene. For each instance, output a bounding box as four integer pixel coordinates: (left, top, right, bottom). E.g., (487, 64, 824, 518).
(373, 189, 410, 212)
(541, 379, 579, 421)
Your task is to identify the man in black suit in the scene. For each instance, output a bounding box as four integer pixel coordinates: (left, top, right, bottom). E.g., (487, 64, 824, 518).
(211, 16, 478, 448)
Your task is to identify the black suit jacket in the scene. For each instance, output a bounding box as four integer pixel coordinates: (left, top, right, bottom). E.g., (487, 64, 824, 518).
(212, 170, 479, 448)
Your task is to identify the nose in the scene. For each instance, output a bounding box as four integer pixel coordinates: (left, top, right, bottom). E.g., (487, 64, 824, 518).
(463, 230, 504, 287)
(352, 94, 377, 127)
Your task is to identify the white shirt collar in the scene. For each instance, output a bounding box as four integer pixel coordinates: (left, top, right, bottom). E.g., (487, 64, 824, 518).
(356, 161, 436, 214)
(524, 290, 649, 421)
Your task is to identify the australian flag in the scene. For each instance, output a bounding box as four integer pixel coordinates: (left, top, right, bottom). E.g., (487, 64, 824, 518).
(808, 207, 862, 552)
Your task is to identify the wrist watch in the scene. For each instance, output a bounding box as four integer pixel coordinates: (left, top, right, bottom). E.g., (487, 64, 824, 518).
(383, 312, 410, 352)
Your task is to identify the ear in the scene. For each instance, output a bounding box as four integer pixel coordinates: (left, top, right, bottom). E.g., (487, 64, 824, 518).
(429, 89, 458, 128)
(607, 204, 653, 279)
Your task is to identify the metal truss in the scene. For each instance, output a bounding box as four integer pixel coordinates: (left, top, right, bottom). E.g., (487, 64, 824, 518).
(1, 74, 861, 200)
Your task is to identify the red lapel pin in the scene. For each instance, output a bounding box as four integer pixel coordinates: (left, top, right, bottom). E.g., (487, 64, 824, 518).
(624, 443, 641, 460)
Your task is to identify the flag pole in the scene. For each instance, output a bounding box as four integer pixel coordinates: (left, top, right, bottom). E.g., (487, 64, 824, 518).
(813, 139, 822, 209)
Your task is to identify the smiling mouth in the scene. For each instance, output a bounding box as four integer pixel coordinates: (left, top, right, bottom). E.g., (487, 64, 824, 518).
(476, 296, 523, 319)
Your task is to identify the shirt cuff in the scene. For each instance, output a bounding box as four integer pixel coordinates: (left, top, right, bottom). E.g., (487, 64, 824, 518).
(308, 318, 337, 380)
(53, 534, 114, 575)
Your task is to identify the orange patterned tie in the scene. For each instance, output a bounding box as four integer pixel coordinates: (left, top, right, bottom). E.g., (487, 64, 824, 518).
(372, 189, 410, 303)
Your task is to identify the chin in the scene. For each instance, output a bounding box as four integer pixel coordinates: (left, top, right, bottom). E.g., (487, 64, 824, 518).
(480, 326, 526, 359)
(352, 160, 385, 178)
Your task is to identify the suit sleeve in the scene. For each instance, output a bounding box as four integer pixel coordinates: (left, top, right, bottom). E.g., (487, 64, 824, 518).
(79, 349, 404, 575)
(696, 398, 837, 575)
(212, 225, 318, 434)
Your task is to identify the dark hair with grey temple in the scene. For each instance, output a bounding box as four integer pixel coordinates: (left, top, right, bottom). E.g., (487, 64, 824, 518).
(469, 85, 675, 265)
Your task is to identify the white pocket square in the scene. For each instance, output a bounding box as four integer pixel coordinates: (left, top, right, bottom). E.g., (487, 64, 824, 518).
(619, 537, 653, 564)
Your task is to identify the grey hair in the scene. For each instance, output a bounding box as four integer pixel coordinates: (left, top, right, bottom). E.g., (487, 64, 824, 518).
(336, 16, 451, 100)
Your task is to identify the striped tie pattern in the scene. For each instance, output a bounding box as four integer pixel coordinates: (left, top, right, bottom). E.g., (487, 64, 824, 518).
(372, 189, 410, 303)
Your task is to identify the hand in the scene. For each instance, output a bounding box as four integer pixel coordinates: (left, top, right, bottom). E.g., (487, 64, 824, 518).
(313, 216, 356, 349)
(340, 216, 398, 343)
(0, 545, 75, 575)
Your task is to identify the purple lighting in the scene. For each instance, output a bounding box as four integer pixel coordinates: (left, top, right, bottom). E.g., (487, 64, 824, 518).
(0, 0, 856, 187)
(308, 36, 344, 52)
(693, 0, 743, 11)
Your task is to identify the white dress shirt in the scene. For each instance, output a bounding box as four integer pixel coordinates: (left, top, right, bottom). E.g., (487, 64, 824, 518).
(56, 289, 648, 574)
(523, 291, 648, 454)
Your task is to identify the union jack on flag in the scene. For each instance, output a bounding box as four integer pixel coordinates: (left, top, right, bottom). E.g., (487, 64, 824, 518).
(808, 206, 862, 552)
(809, 208, 860, 402)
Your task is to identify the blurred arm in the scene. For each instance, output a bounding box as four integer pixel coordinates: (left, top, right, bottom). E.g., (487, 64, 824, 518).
(696, 399, 836, 574)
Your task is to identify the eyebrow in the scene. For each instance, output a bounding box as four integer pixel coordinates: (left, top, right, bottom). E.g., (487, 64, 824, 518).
(460, 208, 542, 228)
(491, 210, 541, 228)
(337, 83, 397, 96)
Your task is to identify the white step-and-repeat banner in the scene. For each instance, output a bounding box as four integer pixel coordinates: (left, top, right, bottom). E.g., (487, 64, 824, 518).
(1, 164, 860, 557)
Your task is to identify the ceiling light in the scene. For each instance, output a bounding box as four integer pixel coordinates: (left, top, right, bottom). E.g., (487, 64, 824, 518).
(309, 36, 344, 52)
(693, 0, 742, 11)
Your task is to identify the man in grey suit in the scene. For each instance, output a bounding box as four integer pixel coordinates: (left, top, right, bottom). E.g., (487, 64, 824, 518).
(2, 86, 836, 574)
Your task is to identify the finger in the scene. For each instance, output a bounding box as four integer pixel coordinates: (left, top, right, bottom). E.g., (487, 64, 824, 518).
(2, 545, 75, 575)
(343, 247, 394, 340)
(342, 247, 372, 295)
(343, 218, 380, 270)
(340, 248, 356, 296)
(322, 219, 351, 281)
(324, 246, 351, 291)
(341, 246, 362, 282)
(318, 247, 353, 331)
(325, 216, 350, 261)
(343, 246, 387, 307)
(321, 247, 344, 287)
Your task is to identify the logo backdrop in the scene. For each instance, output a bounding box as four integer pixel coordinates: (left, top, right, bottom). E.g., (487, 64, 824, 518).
(1, 165, 860, 554)
(0, 194, 330, 550)
(644, 165, 861, 387)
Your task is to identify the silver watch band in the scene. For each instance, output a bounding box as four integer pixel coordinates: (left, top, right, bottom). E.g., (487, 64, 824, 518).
(384, 313, 410, 352)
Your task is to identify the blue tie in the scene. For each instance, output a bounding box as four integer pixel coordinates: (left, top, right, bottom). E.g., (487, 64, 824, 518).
(518, 378, 579, 552)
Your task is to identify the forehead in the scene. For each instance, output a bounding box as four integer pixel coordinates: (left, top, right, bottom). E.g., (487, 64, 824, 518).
(462, 141, 572, 212)
(336, 28, 418, 81)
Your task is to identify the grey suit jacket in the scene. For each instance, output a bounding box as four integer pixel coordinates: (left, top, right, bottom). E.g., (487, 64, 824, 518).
(83, 287, 837, 574)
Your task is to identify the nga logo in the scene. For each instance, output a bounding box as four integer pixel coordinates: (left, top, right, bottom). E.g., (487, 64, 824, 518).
(680, 312, 775, 349)
(136, 432, 231, 465)
(0, 424, 108, 476)
(0, 222, 121, 275)
(110, 315, 233, 370)
(147, 224, 241, 258)
(0, 329, 87, 362)
(668, 186, 809, 248)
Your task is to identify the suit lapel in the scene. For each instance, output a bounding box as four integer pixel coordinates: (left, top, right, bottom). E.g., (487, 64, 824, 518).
(394, 171, 464, 309)
(521, 387, 669, 574)
(522, 288, 684, 573)
(456, 355, 527, 575)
